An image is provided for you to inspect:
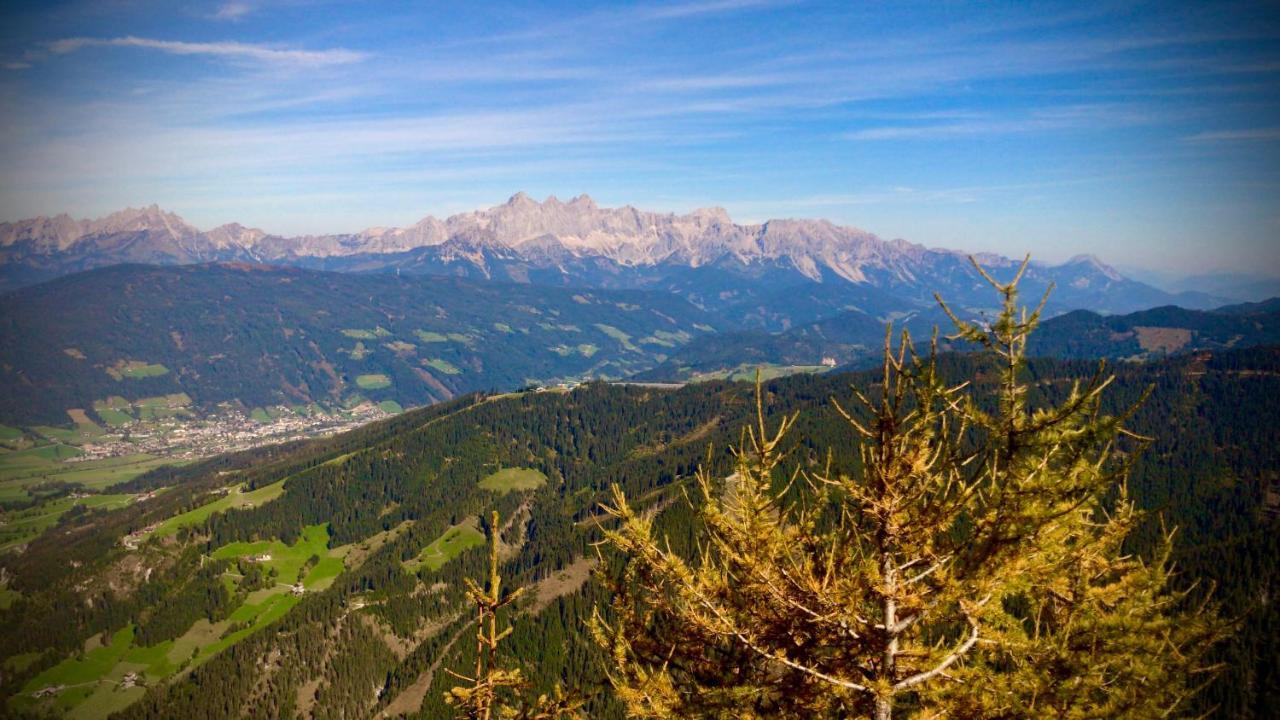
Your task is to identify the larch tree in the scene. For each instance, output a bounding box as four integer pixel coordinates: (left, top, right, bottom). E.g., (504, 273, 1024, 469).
(591, 258, 1227, 719)
(444, 510, 584, 720)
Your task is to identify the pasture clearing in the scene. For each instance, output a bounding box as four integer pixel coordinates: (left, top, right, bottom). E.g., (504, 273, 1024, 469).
(107, 361, 170, 380)
(423, 359, 460, 375)
(1, 452, 170, 497)
(147, 479, 286, 538)
(479, 467, 548, 494)
(404, 519, 485, 573)
(0, 493, 136, 552)
(16, 626, 174, 720)
(690, 364, 833, 383)
(593, 324, 640, 352)
(211, 523, 343, 589)
(341, 327, 391, 339)
(356, 373, 392, 389)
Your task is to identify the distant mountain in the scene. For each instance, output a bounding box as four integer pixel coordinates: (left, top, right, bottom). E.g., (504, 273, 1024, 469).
(638, 295, 1280, 381)
(1025, 301, 1280, 359)
(1168, 272, 1280, 303)
(0, 263, 718, 425)
(2, 195, 1218, 326)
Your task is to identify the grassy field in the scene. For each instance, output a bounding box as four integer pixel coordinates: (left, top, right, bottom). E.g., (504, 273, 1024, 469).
(91, 398, 134, 427)
(33, 417, 103, 445)
(593, 323, 640, 352)
(0, 425, 24, 443)
(1, 493, 137, 552)
(148, 480, 286, 538)
(404, 520, 485, 573)
(550, 343, 599, 358)
(0, 452, 171, 504)
(479, 467, 548, 494)
(341, 327, 391, 339)
(414, 330, 448, 343)
(423, 358, 460, 375)
(11, 525, 348, 718)
(378, 400, 404, 414)
(16, 626, 173, 720)
(355, 373, 392, 389)
(107, 361, 170, 380)
(134, 394, 193, 421)
(211, 523, 344, 589)
(690, 363, 833, 383)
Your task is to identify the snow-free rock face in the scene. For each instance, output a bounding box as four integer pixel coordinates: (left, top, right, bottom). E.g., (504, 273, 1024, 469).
(0, 193, 1207, 318)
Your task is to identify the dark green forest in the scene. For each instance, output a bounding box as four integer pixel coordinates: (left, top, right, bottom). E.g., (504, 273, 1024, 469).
(0, 347, 1276, 718)
(0, 263, 718, 425)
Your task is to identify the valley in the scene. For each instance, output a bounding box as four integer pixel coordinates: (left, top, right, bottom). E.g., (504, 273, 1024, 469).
(4, 0, 1277, 714)
(1, 347, 1276, 718)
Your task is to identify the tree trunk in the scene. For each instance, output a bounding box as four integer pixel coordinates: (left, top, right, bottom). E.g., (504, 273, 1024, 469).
(879, 550, 897, 720)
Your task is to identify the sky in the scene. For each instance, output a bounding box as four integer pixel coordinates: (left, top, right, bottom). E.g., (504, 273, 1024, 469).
(1, 0, 1278, 275)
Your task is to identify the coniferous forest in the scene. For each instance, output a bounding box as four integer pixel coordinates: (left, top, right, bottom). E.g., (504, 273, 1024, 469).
(1, 279, 1276, 718)
(4, 1, 1279, 717)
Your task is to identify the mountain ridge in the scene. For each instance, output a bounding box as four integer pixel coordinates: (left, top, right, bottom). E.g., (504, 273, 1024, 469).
(1, 195, 1222, 316)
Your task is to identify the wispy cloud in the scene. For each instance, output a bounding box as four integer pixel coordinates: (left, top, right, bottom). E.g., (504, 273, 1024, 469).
(48, 36, 365, 66)
(642, 0, 787, 21)
(1183, 127, 1280, 143)
(639, 72, 795, 91)
(844, 105, 1155, 141)
(213, 3, 254, 22)
(3, 62, 31, 70)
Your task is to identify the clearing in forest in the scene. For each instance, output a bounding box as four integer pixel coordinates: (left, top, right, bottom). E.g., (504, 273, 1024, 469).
(479, 467, 548, 494)
(356, 373, 392, 389)
(404, 520, 485, 573)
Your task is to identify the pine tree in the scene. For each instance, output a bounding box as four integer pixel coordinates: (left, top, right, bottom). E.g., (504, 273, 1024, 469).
(444, 510, 585, 720)
(591, 257, 1227, 719)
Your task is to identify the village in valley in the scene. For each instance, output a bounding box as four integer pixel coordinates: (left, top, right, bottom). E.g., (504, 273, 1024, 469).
(69, 400, 392, 463)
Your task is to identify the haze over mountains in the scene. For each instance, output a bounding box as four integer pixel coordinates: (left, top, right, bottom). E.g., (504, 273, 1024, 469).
(1, 194, 1224, 320)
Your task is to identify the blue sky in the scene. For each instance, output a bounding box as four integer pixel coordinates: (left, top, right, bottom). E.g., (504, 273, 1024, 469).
(1, 0, 1278, 275)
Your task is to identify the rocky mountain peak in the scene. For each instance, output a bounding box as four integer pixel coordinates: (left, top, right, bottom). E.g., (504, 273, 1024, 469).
(506, 191, 537, 208)
(89, 204, 197, 238)
(1065, 253, 1124, 282)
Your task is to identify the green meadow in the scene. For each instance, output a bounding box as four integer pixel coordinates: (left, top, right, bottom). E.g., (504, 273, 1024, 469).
(0, 452, 171, 504)
(423, 358, 461, 375)
(147, 480, 286, 538)
(479, 467, 548, 494)
(211, 523, 344, 590)
(0, 493, 137, 552)
(106, 361, 169, 380)
(404, 521, 485, 573)
(355, 373, 392, 389)
(15, 521, 345, 720)
(341, 327, 391, 339)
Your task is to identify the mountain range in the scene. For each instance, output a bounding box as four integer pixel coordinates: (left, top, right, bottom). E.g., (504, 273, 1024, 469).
(1, 194, 1223, 328)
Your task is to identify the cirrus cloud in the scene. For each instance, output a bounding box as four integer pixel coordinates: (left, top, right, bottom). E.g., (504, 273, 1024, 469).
(48, 36, 365, 66)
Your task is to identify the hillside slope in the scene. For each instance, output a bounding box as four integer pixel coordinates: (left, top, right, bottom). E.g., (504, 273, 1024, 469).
(0, 263, 718, 425)
(639, 297, 1280, 381)
(1, 347, 1275, 718)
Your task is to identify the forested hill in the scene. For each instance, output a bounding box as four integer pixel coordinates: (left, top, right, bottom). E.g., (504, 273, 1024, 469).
(1, 346, 1275, 718)
(637, 296, 1280, 381)
(0, 263, 719, 425)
